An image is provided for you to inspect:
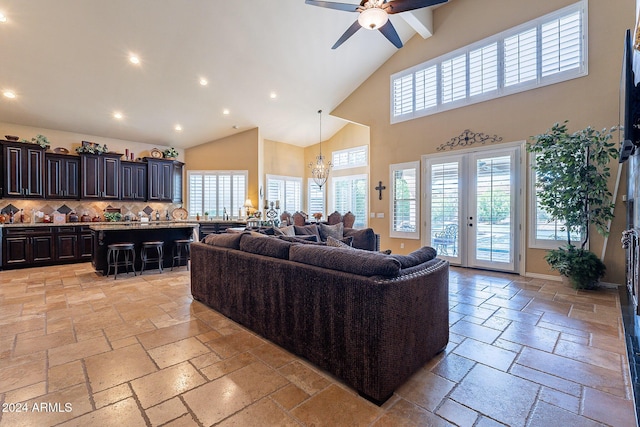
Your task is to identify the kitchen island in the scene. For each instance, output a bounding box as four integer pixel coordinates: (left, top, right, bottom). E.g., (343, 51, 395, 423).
(90, 221, 200, 275)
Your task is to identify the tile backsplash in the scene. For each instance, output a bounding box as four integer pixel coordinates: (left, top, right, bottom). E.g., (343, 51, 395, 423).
(0, 199, 181, 223)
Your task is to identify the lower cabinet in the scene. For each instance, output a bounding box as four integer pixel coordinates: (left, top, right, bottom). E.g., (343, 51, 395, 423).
(2, 225, 94, 269)
(3, 227, 55, 267)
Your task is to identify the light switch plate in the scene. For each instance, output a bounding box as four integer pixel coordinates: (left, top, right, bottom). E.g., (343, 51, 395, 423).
(376, 213, 384, 218)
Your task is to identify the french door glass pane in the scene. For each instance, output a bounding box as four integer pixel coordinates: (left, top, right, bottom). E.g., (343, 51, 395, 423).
(430, 162, 459, 256)
(475, 155, 511, 262)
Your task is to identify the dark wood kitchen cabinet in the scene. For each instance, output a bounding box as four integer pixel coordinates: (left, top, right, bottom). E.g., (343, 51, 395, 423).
(2, 227, 54, 267)
(1, 141, 45, 198)
(80, 153, 121, 199)
(146, 157, 183, 202)
(46, 153, 80, 199)
(120, 161, 147, 201)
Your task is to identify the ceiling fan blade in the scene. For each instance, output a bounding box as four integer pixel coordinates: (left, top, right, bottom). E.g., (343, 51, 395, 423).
(378, 20, 403, 48)
(305, 0, 360, 12)
(332, 20, 362, 49)
(384, 0, 448, 14)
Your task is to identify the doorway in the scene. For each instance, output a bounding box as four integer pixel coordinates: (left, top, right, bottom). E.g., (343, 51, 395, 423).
(423, 144, 523, 273)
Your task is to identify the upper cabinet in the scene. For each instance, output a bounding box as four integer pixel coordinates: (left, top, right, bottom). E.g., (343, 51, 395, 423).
(1, 141, 45, 198)
(121, 160, 147, 201)
(80, 153, 121, 199)
(46, 153, 80, 199)
(146, 157, 183, 203)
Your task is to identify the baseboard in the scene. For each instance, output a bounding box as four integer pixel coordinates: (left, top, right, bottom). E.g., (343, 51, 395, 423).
(523, 272, 562, 281)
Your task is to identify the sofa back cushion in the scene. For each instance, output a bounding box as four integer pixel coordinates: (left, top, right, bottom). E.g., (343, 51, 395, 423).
(203, 232, 244, 249)
(240, 235, 293, 259)
(289, 245, 401, 277)
(391, 246, 438, 269)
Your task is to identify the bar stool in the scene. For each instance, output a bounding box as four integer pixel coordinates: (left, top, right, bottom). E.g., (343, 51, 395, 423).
(106, 243, 136, 280)
(140, 241, 164, 274)
(172, 239, 192, 271)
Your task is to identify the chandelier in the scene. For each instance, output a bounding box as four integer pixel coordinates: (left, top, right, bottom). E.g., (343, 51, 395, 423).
(309, 109, 332, 189)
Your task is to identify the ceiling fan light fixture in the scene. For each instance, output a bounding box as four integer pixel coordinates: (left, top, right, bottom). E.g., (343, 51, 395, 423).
(358, 7, 388, 30)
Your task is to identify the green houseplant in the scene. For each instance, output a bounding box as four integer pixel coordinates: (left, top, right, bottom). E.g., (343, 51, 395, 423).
(163, 147, 179, 159)
(528, 121, 618, 289)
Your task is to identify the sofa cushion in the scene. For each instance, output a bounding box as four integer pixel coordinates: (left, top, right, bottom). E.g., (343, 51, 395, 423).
(391, 246, 438, 269)
(203, 232, 243, 249)
(289, 245, 401, 277)
(319, 222, 344, 241)
(239, 235, 293, 259)
(326, 236, 354, 248)
(294, 224, 321, 240)
(273, 225, 296, 236)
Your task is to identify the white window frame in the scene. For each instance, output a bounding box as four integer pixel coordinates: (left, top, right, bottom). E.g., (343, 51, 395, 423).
(331, 174, 368, 228)
(266, 174, 302, 213)
(308, 178, 325, 217)
(528, 156, 584, 249)
(332, 145, 368, 170)
(187, 170, 247, 220)
(390, 161, 420, 239)
(390, 0, 587, 124)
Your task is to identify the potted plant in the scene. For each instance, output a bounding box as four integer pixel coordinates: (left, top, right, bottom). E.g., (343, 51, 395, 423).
(163, 147, 179, 159)
(28, 134, 50, 149)
(528, 121, 618, 289)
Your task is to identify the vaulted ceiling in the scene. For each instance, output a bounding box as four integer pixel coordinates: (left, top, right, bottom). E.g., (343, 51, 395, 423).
(0, 0, 445, 147)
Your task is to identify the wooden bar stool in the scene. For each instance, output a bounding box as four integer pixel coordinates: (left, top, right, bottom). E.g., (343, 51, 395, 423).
(172, 239, 192, 271)
(140, 241, 164, 274)
(106, 243, 136, 280)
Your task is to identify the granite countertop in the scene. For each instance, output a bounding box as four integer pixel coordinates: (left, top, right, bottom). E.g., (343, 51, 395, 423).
(88, 221, 200, 231)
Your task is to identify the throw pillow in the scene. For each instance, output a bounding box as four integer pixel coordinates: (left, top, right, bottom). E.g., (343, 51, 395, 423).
(294, 224, 321, 240)
(278, 235, 321, 244)
(278, 225, 296, 236)
(326, 236, 353, 248)
(318, 222, 344, 242)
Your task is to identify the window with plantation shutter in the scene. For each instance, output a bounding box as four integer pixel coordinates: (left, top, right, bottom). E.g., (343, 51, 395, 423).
(332, 145, 368, 170)
(332, 175, 367, 228)
(390, 0, 586, 124)
(393, 74, 413, 118)
(187, 170, 247, 219)
(415, 65, 438, 111)
(266, 174, 302, 213)
(469, 43, 498, 96)
(390, 162, 420, 239)
(441, 54, 467, 104)
(308, 179, 325, 217)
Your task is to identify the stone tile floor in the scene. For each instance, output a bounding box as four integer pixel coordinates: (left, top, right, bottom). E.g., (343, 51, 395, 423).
(0, 263, 636, 426)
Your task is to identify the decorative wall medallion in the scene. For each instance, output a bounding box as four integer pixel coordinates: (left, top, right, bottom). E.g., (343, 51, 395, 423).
(437, 129, 503, 152)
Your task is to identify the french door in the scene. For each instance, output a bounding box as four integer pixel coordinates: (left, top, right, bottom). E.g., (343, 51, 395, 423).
(424, 146, 521, 273)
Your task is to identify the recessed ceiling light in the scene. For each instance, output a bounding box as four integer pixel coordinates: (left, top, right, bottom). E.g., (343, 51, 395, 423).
(174, 124, 183, 131)
(199, 78, 208, 86)
(223, 109, 230, 115)
(270, 92, 277, 99)
(128, 54, 140, 65)
(3, 90, 16, 99)
(0, 13, 7, 23)
(113, 111, 123, 120)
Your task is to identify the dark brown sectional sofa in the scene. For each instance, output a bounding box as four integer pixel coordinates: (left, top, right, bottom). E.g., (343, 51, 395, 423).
(190, 231, 449, 404)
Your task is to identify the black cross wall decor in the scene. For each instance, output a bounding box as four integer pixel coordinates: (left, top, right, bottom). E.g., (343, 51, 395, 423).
(375, 181, 386, 200)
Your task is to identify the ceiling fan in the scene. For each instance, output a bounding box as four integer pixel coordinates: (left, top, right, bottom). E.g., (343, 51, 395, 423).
(306, 0, 448, 49)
